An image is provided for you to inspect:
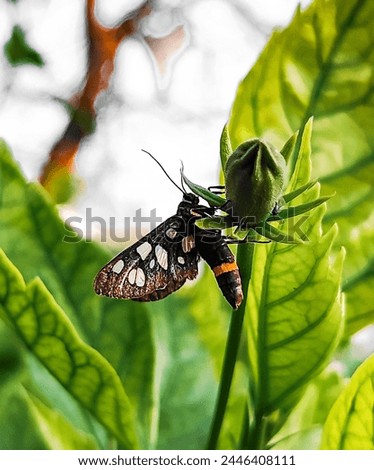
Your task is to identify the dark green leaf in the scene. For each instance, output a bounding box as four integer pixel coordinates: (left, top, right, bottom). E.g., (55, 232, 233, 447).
(152, 296, 218, 449)
(268, 194, 333, 222)
(254, 221, 302, 244)
(4, 26, 44, 67)
(181, 169, 226, 207)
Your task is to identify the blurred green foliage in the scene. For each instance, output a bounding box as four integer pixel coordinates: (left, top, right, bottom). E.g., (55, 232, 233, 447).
(4, 26, 44, 67)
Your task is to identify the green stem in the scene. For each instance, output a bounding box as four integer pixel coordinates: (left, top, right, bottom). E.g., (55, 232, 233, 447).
(239, 402, 250, 449)
(247, 413, 269, 449)
(206, 243, 255, 449)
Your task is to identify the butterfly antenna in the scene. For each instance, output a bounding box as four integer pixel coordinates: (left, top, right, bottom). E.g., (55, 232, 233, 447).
(179, 160, 187, 193)
(141, 149, 184, 194)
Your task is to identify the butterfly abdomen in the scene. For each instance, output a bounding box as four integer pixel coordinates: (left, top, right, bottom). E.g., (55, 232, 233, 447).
(212, 262, 243, 310)
(195, 230, 243, 310)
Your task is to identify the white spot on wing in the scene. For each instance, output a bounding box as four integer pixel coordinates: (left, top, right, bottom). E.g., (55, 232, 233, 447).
(136, 241, 152, 260)
(177, 256, 185, 265)
(136, 268, 145, 287)
(166, 228, 177, 239)
(112, 259, 124, 274)
(149, 259, 155, 269)
(182, 235, 195, 253)
(128, 268, 136, 285)
(155, 245, 168, 270)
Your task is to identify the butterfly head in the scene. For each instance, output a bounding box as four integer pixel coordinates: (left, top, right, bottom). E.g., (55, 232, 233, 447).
(176, 192, 201, 219)
(182, 192, 199, 206)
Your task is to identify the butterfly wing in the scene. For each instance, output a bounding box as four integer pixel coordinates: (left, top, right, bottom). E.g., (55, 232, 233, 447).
(94, 215, 199, 301)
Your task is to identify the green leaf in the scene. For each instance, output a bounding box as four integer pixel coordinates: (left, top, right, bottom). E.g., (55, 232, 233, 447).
(254, 221, 302, 244)
(181, 169, 226, 207)
(228, 0, 374, 337)
(0, 384, 53, 450)
(0, 321, 23, 387)
(44, 166, 81, 205)
(0, 141, 156, 447)
(4, 26, 44, 67)
(152, 295, 218, 450)
(344, 266, 374, 338)
(0, 375, 97, 450)
(321, 354, 374, 449)
(56, 98, 96, 137)
(281, 180, 318, 204)
(220, 124, 233, 169)
(26, 391, 98, 449)
(244, 123, 345, 447)
(280, 131, 298, 165)
(268, 194, 333, 222)
(269, 370, 344, 449)
(196, 216, 229, 231)
(182, 268, 230, 377)
(0, 250, 139, 449)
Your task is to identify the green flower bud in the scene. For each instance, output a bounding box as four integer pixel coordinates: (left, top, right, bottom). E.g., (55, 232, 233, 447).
(224, 139, 288, 225)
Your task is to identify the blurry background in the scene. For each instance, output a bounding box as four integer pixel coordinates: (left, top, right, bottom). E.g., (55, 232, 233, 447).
(0, 0, 373, 450)
(0, 0, 312, 228)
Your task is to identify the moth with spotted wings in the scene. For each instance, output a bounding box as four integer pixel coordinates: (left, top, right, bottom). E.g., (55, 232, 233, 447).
(94, 191, 243, 310)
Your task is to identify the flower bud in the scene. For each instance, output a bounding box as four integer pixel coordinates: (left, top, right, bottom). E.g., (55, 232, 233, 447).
(224, 139, 287, 225)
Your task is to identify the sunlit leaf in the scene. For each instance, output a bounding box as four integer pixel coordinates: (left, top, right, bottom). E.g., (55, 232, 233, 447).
(243, 122, 344, 446)
(281, 180, 318, 204)
(0, 250, 139, 449)
(220, 124, 233, 169)
(280, 131, 298, 165)
(25, 391, 98, 449)
(269, 370, 344, 450)
(228, 0, 374, 337)
(344, 270, 374, 338)
(321, 354, 374, 449)
(0, 141, 156, 447)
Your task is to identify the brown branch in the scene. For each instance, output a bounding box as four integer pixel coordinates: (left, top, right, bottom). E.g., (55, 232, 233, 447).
(39, 0, 151, 194)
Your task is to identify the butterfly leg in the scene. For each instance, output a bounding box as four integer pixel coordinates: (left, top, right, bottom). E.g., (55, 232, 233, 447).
(272, 201, 281, 215)
(208, 185, 225, 194)
(223, 235, 270, 245)
(191, 205, 217, 218)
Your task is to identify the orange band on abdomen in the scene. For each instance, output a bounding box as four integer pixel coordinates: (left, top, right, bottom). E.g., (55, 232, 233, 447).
(213, 262, 238, 277)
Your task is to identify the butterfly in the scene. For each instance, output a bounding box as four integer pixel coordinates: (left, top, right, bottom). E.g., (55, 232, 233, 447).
(94, 191, 243, 310)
